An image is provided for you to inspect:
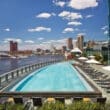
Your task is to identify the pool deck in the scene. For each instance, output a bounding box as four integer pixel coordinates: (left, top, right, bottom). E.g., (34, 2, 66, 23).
(90, 64, 110, 102)
(0, 61, 109, 103)
(75, 61, 110, 103)
(0, 61, 102, 99)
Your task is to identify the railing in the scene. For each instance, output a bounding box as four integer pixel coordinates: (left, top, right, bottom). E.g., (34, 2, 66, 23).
(0, 59, 63, 90)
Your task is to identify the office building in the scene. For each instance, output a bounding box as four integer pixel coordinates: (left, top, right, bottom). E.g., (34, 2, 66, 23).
(77, 35, 84, 51)
(67, 38, 73, 50)
(10, 41, 18, 54)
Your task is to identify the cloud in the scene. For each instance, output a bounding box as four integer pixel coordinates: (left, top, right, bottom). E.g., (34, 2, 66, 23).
(28, 26, 51, 32)
(4, 38, 22, 43)
(37, 37, 44, 40)
(24, 40, 34, 44)
(4, 28, 10, 32)
(85, 15, 94, 18)
(0, 38, 69, 50)
(77, 33, 86, 36)
(58, 11, 82, 21)
(62, 28, 74, 33)
(53, 0, 66, 7)
(36, 12, 55, 18)
(101, 25, 108, 30)
(42, 38, 67, 49)
(104, 30, 108, 35)
(67, 21, 82, 26)
(68, 0, 98, 10)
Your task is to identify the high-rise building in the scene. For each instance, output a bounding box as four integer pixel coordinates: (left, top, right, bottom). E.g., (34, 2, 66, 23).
(77, 35, 84, 51)
(73, 40, 77, 48)
(67, 38, 73, 50)
(10, 41, 18, 54)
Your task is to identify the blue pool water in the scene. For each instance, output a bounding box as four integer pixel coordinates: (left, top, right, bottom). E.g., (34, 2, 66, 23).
(11, 62, 94, 92)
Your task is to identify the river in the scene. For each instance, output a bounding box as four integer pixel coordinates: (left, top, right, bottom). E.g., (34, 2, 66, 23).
(0, 55, 64, 75)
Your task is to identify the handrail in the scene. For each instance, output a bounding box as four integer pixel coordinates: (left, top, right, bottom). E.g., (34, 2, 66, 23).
(0, 59, 63, 89)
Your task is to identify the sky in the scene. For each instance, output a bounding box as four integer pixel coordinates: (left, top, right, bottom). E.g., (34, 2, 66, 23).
(0, 0, 109, 50)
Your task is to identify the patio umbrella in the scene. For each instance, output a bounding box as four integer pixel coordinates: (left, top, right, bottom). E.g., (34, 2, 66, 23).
(102, 66, 110, 71)
(71, 48, 82, 53)
(88, 55, 95, 59)
(85, 59, 101, 64)
(78, 57, 88, 61)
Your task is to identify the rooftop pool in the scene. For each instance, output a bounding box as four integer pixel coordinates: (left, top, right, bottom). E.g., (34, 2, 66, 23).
(11, 62, 94, 92)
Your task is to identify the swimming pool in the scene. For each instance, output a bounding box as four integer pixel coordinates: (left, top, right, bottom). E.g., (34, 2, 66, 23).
(11, 62, 94, 92)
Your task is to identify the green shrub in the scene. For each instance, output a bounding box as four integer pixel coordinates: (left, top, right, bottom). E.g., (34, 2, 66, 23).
(0, 104, 24, 110)
(94, 53, 102, 61)
(38, 101, 110, 110)
(38, 101, 65, 110)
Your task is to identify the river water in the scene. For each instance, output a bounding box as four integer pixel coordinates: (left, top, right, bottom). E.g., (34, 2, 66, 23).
(0, 55, 64, 75)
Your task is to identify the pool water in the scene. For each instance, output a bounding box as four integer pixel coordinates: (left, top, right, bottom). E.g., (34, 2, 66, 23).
(11, 62, 93, 92)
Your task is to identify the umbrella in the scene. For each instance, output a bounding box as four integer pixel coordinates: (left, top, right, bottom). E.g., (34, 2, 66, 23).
(78, 57, 88, 61)
(71, 48, 82, 53)
(102, 66, 110, 71)
(85, 59, 101, 64)
(88, 55, 95, 59)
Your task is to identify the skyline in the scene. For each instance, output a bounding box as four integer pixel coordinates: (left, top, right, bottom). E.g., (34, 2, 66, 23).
(0, 0, 109, 50)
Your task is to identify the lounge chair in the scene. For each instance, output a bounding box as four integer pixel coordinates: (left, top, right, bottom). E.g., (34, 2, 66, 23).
(93, 75, 109, 82)
(97, 81, 110, 85)
(55, 97, 65, 103)
(106, 89, 110, 93)
(96, 97, 106, 104)
(100, 85, 110, 89)
(32, 97, 42, 106)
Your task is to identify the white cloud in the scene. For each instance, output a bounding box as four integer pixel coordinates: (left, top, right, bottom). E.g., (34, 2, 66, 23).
(77, 33, 86, 36)
(24, 40, 34, 44)
(58, 11, 82, 21)
(101, 25, 108, 30)
(67, 21, 82, 26)
(104, 30, 108, 35)
(68, 0, 98, 10)
(4, 28, 10, 32)
(37, 37, 44, 40)
(0, 38, 69, 50)
(42, 38, 67, 49)
(28, 26, 51, 32)
(4, 38, 22, 43)
(36, 12, 55, 18)
(62, 28, 74, 33)
(53, 0, 66, 7)
(86, 15, 94, 18)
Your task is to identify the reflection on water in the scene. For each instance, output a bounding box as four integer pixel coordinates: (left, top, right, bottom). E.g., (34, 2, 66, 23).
(10, 59, 19, 70)
(0, 55, 64, 75)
